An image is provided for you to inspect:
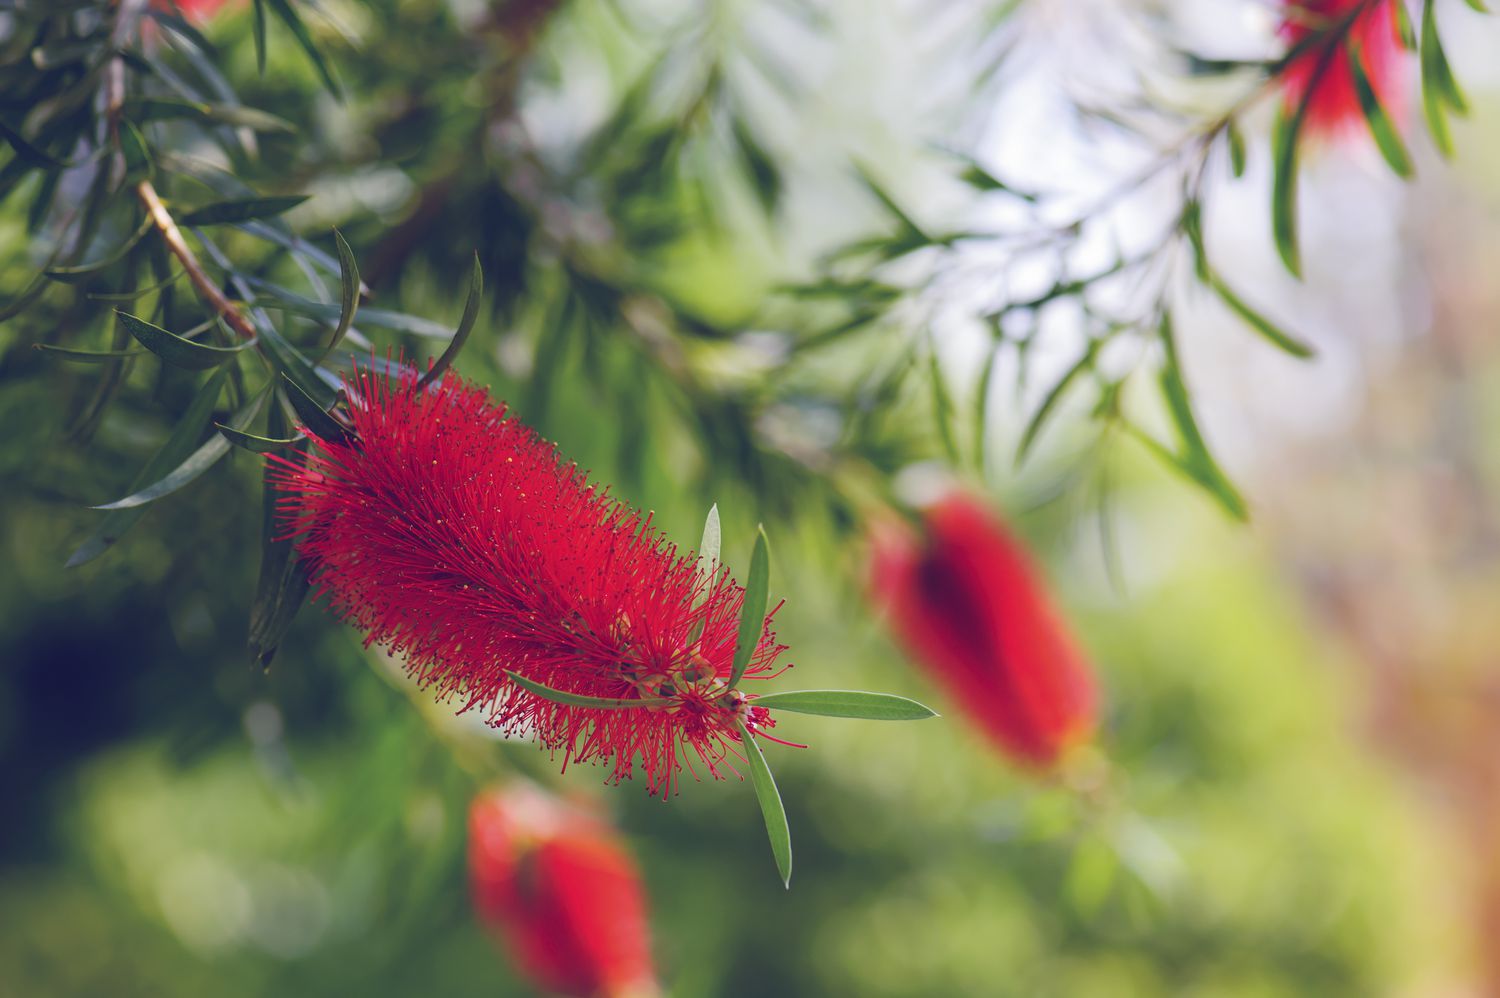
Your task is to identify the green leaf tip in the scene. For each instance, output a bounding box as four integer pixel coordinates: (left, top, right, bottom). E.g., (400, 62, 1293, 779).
(729, 524, 771, 688)
(751, 690, 938, 721)
(739, 721, 792, 888)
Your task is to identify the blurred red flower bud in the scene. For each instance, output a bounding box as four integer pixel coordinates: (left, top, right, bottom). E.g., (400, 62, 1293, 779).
(1278, 0, 1404, 138)
(868, 493, 1097, 768)
(153, 0, 234, 19)
(469, 785, 660, 998)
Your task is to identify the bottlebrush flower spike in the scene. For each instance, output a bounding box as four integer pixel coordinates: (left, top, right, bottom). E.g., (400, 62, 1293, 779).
(868, 493, 1096, 768)
(470, 784, 660, 998)
(269, 363, 788, 796)
(1278, 0, 1405, 137)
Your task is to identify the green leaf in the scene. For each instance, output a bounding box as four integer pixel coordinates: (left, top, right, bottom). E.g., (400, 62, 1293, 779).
(417, 252, 482, 389)
(93, 389, 269, 510)
(1462, 0, 1489, 10)
(247, 278, 453, 337)
(33, 344, 145, 363)
(1155, 313, 1248, 521)
(699, 503, 722, 576)
(1348, 47, 1413, 178)
(1420, 0, 1467, 157)
(1208, 276, 1315, 358)
(117, 310, 253, 369)
(281, 374, 352, 444)
(0, 118, 67, 168)
(1017, 343, 1096, 464)
(1226, 119, 1247, 178)
(927, 341, 960, 464)
(180, 195, 309, 226)
(1182, 200, 1209, 282)
(128, 97, 296, 133)
(253, 0, 269, 74)
(738, 721, 792, 888)
(504, 671, 668, 709)
(322, 229, 360, 358)
(1395, 0, 1419, 50)
(265, 0, 342, 98)
(729, 526, 771, 688)
(1271, 105, 1306, 279)
(750, 690, 938, 721)
(67, 370, 227, 567)
(248, 402, 310, 668)
(217, 422, 303, 453)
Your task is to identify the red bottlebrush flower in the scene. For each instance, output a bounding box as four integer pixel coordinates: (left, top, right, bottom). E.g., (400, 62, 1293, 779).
(1278, 0, 1404, 137)
(269, 363, 787, 796)
(470, 785, 659, 998)
(868, 493, 1096, 768)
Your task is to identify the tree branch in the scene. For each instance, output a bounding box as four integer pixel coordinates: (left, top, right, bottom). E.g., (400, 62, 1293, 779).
(135, 179, 258, 340)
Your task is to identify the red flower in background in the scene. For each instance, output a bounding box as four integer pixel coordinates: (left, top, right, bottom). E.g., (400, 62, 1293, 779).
(869, 493, 1096, 768)
(270, 364, 787, 796)
(1278, 0, 1405, 137)
(470, 785, 659, 998)
(153, 0, 233, 19)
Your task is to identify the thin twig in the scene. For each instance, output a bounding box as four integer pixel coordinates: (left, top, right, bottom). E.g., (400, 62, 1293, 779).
(136, 179, 258, 340)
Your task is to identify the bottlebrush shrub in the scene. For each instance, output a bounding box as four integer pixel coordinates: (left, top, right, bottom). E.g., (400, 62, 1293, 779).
(869, 493, 1097, 769)
(1278, 0, 1405, 138)
(268, 363, 790, 797)
(470, 784, 659, 998)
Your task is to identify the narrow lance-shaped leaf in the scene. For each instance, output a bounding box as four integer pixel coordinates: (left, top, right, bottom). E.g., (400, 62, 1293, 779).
(927, 340, 960, 464)
(729, 526, 771, 688)
(505, 671, 669, 709)
(117, 310, 254, 369)
(321, 229, 360, 359)
(67, 370, 227, 567)
(33, 344, 145, 363)
(1017, 342, 1096, 464)
(217, 422, 303, 453)
(94, 387, 270, 510)
(1226, 119, 1247, 178)
(265, 0, 342, 98)
(417, 252, 483, 390)
(1420, 0, 1466, 157)
(44, 217, 154, 282)
(248, 400, 311, 667)
(1271, 104, 1306, 278)
(1155, 313, 1249, 520)
(739, 721, 792, 888)
(1348, 46, 1413, 178)
(252, 0, 268, 74)
(281, 373, 353, 444)
(180, 195, 308, 226)
(699, 503, 722, 576)
(1208, 275, 1316, 358)
(751, 690, 938, 721)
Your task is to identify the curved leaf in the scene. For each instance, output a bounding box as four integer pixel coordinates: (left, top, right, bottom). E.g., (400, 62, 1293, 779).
(751, 690, 937, 721)
(117, 310, 253, 369)
(739, 720, 792, 888)
(417, 252, 482, 389)
(729, 525, 771, 688)
(504, 671, 668, 709)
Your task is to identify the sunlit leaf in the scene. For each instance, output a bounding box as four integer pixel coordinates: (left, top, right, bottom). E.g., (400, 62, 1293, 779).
(729, 526, 771, 688)
(751, 690, 937, 720)
(739, 721, 792, 888)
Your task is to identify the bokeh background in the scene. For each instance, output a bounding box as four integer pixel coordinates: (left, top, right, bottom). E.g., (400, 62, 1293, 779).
(3, 0, 1499, 994)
